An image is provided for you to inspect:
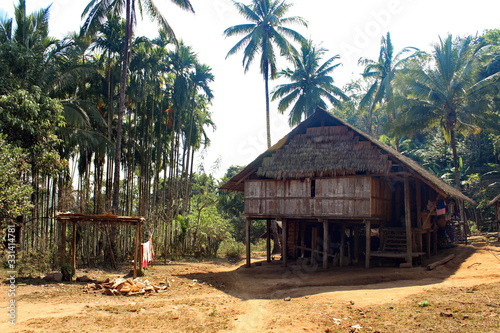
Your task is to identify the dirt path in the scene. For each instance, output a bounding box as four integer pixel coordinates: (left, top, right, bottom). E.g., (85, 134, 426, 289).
(1, 239, 499, 332)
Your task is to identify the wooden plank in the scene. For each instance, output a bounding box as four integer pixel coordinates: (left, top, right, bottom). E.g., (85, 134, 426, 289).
(404, 176, 413, 267)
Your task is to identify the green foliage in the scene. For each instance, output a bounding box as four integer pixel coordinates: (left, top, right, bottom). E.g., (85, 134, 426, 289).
(0, 87, 65, 176)
(14, 249, 56, 276)
(61, 264, 75, 281)
(0, 135, 33, 221)
(217, 238, 245, 260)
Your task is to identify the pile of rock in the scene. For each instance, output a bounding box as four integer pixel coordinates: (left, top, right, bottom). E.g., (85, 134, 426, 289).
(84, 278, 169, 296)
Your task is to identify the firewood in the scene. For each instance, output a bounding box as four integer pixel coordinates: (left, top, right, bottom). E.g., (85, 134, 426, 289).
(426, 254, 455, 270)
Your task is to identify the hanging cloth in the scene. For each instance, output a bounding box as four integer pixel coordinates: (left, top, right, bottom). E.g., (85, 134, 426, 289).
(141, 237, 155, 268)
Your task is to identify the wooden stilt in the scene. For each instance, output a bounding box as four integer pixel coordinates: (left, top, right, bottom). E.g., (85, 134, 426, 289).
(416, 180, 423, 253)
(404, 176, 413, 267)
(282, 219, 288, 267)
(340, 223, 346, 267)
(323, 220, 329, 269)
(426, 230, 431, 258)
(71, 222, 77, 272)
(246, 218, 251, 268)
(311, 227, 318, 263)
(266, 219, 271, 262)
(365, 220, 371, 268)
(300, 222, 305, 258)
(354, 225, 360, 262)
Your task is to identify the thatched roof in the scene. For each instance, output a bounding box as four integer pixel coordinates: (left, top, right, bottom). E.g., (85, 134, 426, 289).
(220, 108, 473, 204)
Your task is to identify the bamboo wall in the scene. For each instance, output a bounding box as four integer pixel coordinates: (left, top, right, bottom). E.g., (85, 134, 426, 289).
(244, 176, 391, 219)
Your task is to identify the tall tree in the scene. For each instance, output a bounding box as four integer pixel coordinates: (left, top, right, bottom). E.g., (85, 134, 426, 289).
(224, 0, 307, 147)
(81, 0, 194, 213)
(358, 32, 418, 136)
(390, 34, 500, 190)
(272, 40, 347, 126)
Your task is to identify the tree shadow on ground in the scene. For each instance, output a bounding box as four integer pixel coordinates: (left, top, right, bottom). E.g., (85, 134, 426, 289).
(175, 242, 496, 300)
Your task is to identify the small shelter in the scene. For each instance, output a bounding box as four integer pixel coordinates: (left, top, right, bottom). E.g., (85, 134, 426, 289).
(487, 194, 500, 230)
(220, 108, 473, 268)
(56, 213, 145, 278)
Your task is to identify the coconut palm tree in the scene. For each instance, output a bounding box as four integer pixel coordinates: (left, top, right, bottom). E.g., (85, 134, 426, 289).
(81, 0, 194, 213)
(272, 40, 347, 126)
(358, 32, 419, 136)
(390, 34, 500, 190)
(224, 0, 307, 147)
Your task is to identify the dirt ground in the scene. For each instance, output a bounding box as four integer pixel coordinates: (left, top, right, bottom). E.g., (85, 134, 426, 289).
(1, 236, 500, 333)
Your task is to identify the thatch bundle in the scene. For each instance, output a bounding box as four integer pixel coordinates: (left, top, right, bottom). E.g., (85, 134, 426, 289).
(257, 126, 392, 179)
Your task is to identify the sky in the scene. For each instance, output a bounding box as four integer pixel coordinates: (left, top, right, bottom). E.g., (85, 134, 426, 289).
(2, 0, 499, 179)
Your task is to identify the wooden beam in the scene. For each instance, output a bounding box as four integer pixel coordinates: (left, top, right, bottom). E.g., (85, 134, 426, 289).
(266, 219, 271, 262)
(246, 218, 251, 268)
(404, 176, 413, 267)
(365, 220, 371, 268)
(323, 220, 329, 269)
(300, 222, 305, 258)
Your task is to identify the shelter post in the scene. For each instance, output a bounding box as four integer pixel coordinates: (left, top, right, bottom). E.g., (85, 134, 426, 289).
(71, 222, 77, 271)
(60, 222, 66, 267)
(133, 222, 140, 278)
(404, 176, 413, 266)
(416, 179, 423, 253)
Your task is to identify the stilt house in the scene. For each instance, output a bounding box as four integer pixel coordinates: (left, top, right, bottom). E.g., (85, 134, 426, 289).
(220, 108, 473, 268)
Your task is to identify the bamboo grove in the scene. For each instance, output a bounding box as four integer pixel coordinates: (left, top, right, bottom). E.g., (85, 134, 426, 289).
(0, 0, 217, 268)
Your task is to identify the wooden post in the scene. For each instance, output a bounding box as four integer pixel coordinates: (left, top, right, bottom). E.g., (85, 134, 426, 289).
(282, 219, 288, 267)
(432, 228, 438, 255)
(323, 220, 329, 269)
(71, 222, 77, 272)
(300, 222, 305, 258)
(353, 225, 360, 262)
(365, 220, 371, 268)
(459, 200, 468, 245)
(266, 219, 271, 262)
(416, 180, 423, 253)
(311, 227, 318, 263)
(404, 176, 413, 267)
(340, 223, 346, 267)
(133, 223, 140, 278)
(60, 222, 66, 267)
(426, 230, 431, 258)
(246, 218, 251, 268)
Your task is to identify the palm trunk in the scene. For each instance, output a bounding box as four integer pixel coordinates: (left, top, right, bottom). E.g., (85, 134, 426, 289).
(112, 0, 132, 214)
(264, 60, 271, 148)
